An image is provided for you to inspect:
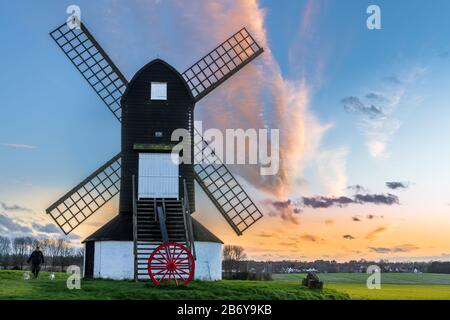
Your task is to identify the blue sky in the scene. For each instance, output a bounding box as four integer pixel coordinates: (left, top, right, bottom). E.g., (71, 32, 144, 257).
(1, 0, 450, 260)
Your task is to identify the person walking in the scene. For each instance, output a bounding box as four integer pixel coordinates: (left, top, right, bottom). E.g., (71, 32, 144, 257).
(27, 246, 44, 279)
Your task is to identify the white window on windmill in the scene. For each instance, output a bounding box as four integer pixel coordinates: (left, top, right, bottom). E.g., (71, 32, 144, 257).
(150, 82, 167, 100)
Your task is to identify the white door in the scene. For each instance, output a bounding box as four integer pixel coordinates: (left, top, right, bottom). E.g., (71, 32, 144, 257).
(138, 153, 179, 199)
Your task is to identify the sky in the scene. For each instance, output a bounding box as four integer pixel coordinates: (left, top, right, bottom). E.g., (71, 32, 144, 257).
(1, 0, 450, 262)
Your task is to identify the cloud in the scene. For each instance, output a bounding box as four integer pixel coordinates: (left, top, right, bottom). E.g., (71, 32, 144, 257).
(369, 244, 419, 254)
(386, 181, 410, 190)
(272, 200, 292, 209)
(341, 93, 400, 158)
(383, 75, 403, 85)
(300, 234, 319, 242)
(367, 123, 401, 158)
(1, 143, 38, 149)
(342, 68, 425, 159)
(317, 147, 348, 196)
(0, 214, 33, 235)
(256, 232, 278, 238)
(65, 233, 81, 240)
(0, 213, 80, 242)
(301, 193, 399, 209)
(393, 244, 420, 252)
(263, 199, 301, 224)
(343, 234, 355, 240)
(32, 223, 61, 234)
(288, 0, 328, 82)
(302, 196, 354, 209)
(368, 247, 391, 253)
(365, 226, 388, 240)
(365, 92, 388, 102)
(341, 96, 385, 118)
(0, 202, 32, 212)
(354, 193, 399, 205)
(35, 226, 80, 240)
(347, 184, 368, 193)
(324, 219, 334, 225)
(367, 214, 383, 220)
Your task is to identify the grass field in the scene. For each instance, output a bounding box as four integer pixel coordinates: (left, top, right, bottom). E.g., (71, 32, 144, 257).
(274, 273, 450, 300)
(0, 270, 347, 300)
(3, 270, 450, 300)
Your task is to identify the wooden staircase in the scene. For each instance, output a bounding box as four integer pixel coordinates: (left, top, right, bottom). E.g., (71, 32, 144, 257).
(131, 176, 196, 281)
(136, 199, 187, 241)
(134, 198, 191, 281)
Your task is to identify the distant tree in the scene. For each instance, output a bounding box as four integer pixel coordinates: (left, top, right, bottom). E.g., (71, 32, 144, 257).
(68, 247, 84, 270)
(11, 237, 33, 269)
(56, 238, 73, 271)
(0, 236, 11, 268)
(42, 238, 61, 269)
(428, 261, 450, 274)
(223, 245, 247, 275)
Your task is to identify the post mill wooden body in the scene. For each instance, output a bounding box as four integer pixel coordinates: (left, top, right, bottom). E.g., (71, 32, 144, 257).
(120, 60, 196, 214)
(46, 19, 264, 283)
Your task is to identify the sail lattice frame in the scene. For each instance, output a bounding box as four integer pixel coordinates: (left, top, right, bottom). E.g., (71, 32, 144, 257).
(182, 28, 263, 102)
(193, 131, 263, 235)
(46, 154, 122, 234)
(50, 22, 128, 121)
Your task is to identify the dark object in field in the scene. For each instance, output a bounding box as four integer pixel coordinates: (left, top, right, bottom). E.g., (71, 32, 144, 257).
(302, 272, 323, 290)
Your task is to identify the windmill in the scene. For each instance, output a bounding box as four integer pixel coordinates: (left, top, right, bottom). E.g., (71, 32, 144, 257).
(46, 19, 264, 283)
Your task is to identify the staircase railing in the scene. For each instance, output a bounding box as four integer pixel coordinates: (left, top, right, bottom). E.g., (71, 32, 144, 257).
(132, 175, 138, 282)
(183, 180, 196, 259)
(156, 200, 169, 243)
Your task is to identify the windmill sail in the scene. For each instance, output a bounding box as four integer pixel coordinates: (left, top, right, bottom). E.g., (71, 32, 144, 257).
(46, 154, 121, 234)
(50, 22, 128, 121)
(182, 28, 263, 102)
(194, 130, 263, 235)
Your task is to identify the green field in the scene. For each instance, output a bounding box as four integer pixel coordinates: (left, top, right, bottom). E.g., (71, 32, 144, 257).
(2, 270, 450, 300)
(274, 273, 450, 300)
(0, 270, 347, 300)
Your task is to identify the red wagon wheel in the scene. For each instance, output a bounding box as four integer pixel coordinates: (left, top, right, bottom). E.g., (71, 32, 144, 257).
(148, 242, 195, 286)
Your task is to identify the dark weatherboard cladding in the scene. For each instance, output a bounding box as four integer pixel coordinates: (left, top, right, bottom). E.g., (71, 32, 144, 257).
(120, 59, 195, 214)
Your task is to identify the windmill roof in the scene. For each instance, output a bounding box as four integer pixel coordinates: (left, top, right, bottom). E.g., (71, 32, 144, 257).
(83, 214, 223, 244)
(120, 58, 194, 104)
(191, 219, 223, 244)
(83, 214, 133, 242)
